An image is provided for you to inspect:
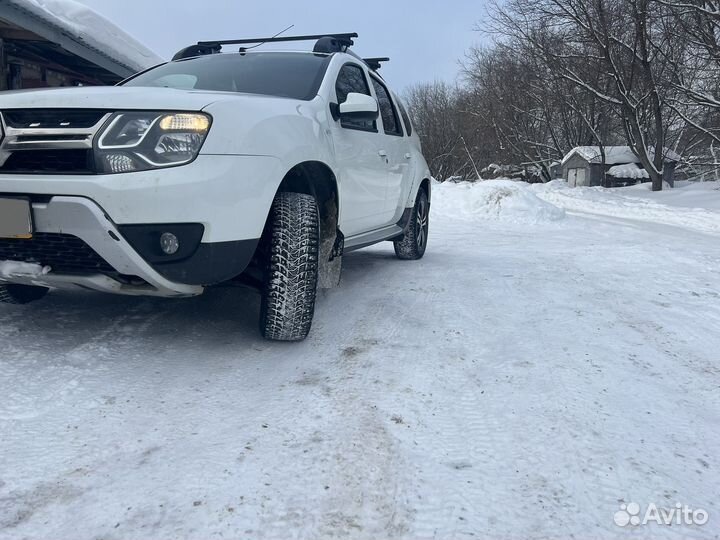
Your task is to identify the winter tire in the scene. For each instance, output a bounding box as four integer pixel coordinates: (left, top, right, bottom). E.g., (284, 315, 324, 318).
(394, 189, 429, 260)
(259, 192, 320, 341)
(0, 284, 49, 304)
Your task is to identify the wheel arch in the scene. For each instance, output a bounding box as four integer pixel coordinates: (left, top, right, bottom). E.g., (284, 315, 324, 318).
(275, 161, 342, 288)
(277, 161, 340, 236)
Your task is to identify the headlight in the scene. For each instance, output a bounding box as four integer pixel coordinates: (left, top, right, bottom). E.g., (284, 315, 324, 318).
(95, 112, 211, 173)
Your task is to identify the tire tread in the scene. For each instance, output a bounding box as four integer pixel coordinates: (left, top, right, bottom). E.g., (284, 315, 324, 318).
(260, 192, 320, 341)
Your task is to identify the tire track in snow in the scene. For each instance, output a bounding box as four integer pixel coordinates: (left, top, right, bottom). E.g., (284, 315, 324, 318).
(311, 285, 415, 538)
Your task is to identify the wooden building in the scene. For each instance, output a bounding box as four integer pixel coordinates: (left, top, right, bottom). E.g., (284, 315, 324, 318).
(561, 146, 679, 188)
(0, 0, 162, 90)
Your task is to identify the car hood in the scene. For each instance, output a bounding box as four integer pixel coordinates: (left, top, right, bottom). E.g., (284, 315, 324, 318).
(0, 86, 248, 111)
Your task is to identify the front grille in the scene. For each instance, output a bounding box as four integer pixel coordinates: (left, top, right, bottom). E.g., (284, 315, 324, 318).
(0, 233, 116, 274)
(2, 109, 107, 129)
(0, 109, 108, 174)
(15, 135, 90, 143)
(0, 150, 94, 174)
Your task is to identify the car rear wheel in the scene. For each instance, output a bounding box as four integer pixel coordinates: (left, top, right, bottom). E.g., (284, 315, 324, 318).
(394, 189, 429, 260)
(0, 284, 49, 304)
(259, 192, 320, 341)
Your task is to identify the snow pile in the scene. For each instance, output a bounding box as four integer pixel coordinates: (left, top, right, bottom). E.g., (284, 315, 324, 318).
(607, 163, 649, 179)
(533, 180, 720, 235)
(432, 179, 566, 224)
(9, 0, 163, 71)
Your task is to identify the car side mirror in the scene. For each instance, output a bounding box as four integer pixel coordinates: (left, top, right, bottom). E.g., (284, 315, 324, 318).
(338, 92, 379, 121)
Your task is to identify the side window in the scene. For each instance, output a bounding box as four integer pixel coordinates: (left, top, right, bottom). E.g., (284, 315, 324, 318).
(335, 64, 376, 131)
(397, 99, 413, 136)
(370, 77, 402, 136)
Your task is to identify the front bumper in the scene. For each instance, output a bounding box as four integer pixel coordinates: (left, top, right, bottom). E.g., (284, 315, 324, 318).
(0, 197, 204, 297)
(0, 153, 285, 297)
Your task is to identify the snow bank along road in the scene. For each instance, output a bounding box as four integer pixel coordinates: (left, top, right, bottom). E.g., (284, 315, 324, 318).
(1, 181, 719, 539)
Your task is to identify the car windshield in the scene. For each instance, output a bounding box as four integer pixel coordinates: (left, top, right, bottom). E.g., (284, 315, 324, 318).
(122, 52, 331, 101)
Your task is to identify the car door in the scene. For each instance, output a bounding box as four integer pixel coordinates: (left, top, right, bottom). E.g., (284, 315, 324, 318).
(369, 76, 408, 222)
(331, 63, 389, 237)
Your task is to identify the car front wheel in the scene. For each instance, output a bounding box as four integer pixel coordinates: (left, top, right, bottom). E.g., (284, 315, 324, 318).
(259, 192, 320, 341)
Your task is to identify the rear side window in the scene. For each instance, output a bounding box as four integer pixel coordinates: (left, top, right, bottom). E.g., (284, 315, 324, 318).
(397, 99, 413, 136)
(335, 64, 376, 131)
(370, 77, 402, 136)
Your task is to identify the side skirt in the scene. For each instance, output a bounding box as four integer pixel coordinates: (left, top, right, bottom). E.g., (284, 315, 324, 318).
(341, 205, 415, 252)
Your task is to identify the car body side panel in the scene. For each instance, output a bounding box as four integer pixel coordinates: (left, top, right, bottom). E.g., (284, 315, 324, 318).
(200, 96, 346, 223)
(319, 56, 397, 235)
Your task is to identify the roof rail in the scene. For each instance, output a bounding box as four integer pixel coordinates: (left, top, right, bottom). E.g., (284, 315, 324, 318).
(198, 32, 356, 47)
(173, 33, 358, 60)
(173, 43, 222, 61)
(363, 57, 390, 71)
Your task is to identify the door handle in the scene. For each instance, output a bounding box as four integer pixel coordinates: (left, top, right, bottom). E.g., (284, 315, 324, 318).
(404, 153, 412, 160)
(378, 150, 387, 157)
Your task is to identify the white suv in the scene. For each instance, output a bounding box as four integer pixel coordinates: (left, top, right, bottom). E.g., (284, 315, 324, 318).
(0, 34, 431, 340)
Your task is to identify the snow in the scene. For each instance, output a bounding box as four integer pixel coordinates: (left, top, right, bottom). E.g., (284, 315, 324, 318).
(563, 145, 639, 165)
(623, 180, 720, 211)
(431, 179, 566, 224)
(0, 261, 50, 278)
(562, 146, 680, 166)
(533, 180, 720, 235)
(607, 162, 650, 179)
(8, 0, 164, 71)
(1, 182, 719, 539)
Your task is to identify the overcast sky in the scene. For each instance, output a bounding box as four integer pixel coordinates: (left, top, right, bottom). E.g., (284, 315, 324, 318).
(74, 0, 489, 90)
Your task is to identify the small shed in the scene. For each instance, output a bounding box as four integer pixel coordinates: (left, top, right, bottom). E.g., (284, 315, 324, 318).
(561, 146, 679, 188)
(0, 0, 162, 90)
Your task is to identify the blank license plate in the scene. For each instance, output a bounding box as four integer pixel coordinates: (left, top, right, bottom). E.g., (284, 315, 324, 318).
(0, 198, 33, 239)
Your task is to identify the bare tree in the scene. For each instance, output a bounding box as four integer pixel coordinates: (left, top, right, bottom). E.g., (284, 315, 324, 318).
(486, 0, 691, 190)
(404, 82, 465, 180)
(402, 0, 720, 186)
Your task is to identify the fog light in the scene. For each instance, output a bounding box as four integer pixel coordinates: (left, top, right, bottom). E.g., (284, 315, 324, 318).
(160, 232, 179, 255)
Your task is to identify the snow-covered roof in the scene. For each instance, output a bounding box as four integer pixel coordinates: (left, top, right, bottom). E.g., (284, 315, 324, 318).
(1, 0, 164, 76)
(607, 163, 650, 179)
(561, 146, 680, 166)
(563, 146, 636, 165)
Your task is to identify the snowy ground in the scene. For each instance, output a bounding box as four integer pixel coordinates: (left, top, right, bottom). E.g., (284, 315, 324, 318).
(1, 181, 719, 539)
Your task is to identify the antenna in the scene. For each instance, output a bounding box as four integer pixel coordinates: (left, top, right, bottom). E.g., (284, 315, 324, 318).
(239, 25, 294, 52)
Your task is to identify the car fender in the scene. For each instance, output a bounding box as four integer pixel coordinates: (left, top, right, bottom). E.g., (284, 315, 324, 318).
(405, 145, 432, 208)
(201, 96, 341, 215)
